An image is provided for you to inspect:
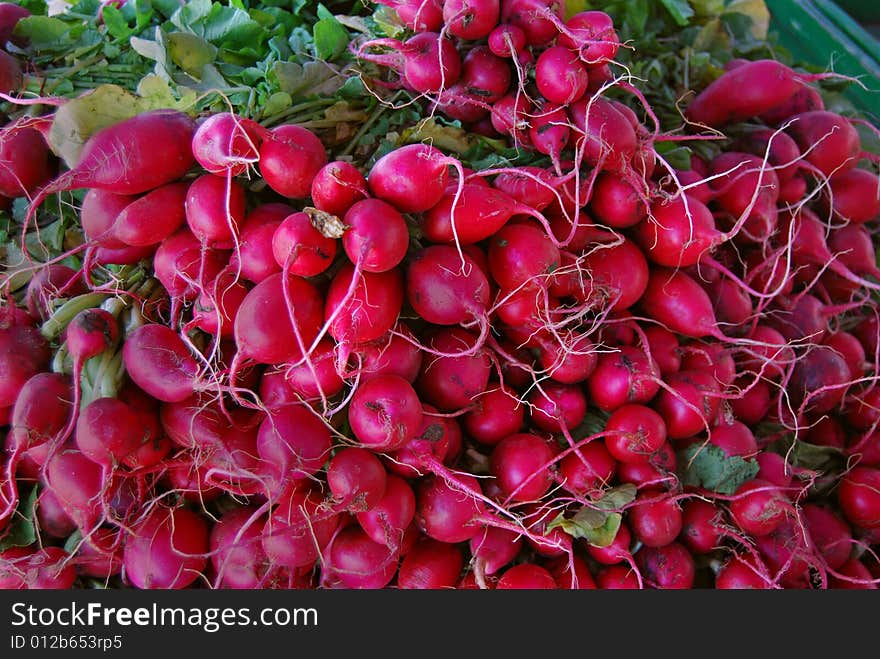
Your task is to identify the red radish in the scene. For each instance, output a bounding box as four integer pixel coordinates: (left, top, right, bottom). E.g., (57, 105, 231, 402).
(0, 2, 30, 47)
(210, 507, 281, 589)
(829, 558, 877, 589)
(43, 447, 107, 532)
(110, 181, 188, 247)
(0, 313, 50, 409)
(491, 166, 556, 211)
(560, 440, 617, 498)
(0, 121, 54, 199)
(568, 96, 638, 171)
(259, 124, 327, 199)
(680, 498, 723, 554)
(756, 518, 812, 588)
(75, 527, 124, 580)
(421, 183, 535, 245)
(328, 447, 388, 512)
(489, 433, 555, 502)
(325, 264, 404, 347)
(272, 211, 338, 277)
(637, 542, 695, 589)
(709, 151, 780, 242)
(184, 174, 246, 249)
(580, 237, 649, 311)
(443, 0, 499, 40)
(343, 198, 409, 273)
(0, 547, 76, 590)
(635, 195, 719, 267)
(785, 111, 861, 177)
(597, 564, 641, 589)
(75, 397, 142, 467)
(234, 271, 324, 365)
(327, 525, 399, 589)
(356, 474, 416, 549)
(535, 46, 589, 105)
(734, 128, 801, 184)
(639, 268, 718, 339)
(823, 168, 880, 223)
(397, 537, 463, 589)
(262, 486, 339, 569)
(415, 474, 485, 543)
(802, 504, 852, 570)
(349, 374, 423, 452)
(560, 10, 620, 62)
(469, 526, 522, 576)
(497, 563, 557, 589)
(122, 324, 198, 403)
(458, 45, 511, 103)
(730, 479, 788, 536)
(354, 322, 423, 384)
(191, 112, 264, 176)
(500, 0, 563, 47)
(587, 523, 632, 565)
(257, 403, 331, 487)
(190, 272, 249, 338)
(686, 60, 816, 127)
(368, 144, 457, 213)
(373, 0, 443, 32)
(587, 345, 661, 412)
(788, 345, 852, 414)
(528, 382, 587, 433)
(589, 172, 646, 228)
(406, 245, 489, 326)
(153, 229, 228, 308)
(160, 393, 225, 450)
(462, 386, 524, 446)
(709, 420, 758, 457)
(715, 555, 770, 589)
(231, 203, 293, 283)
(488, 23, 526, 57)
(311, 161, 368, 216)
(262, 340, 343, 405)
(489, 222, 560, 291)
(36, 488, 76, 539)
(628, 491, 683, 547)
(759, 84, 824, 125)
(123, 505, 208, 589)
(416, 327, 492, 412)
(604, 404, 667, 464)
(643, 326, 681, 376)
(838, 467, 880, 529)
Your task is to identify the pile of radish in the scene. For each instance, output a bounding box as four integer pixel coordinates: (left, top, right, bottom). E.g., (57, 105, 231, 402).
(1, 0, 879, 590)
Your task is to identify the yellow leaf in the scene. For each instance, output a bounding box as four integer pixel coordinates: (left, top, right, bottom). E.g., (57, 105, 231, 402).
(725, 0, 770, 40)
(399, 118, 478, 154)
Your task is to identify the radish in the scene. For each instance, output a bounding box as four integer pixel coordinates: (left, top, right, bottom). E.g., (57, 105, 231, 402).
(406, 244, 489, 327)
(488, 23, 526, 57)
(342, 198, 409, 273)
(596, 564, 641, 589)
(729, 479, 788, 536)
(348, 374, 423, 452)
(838, 467, 880, 529)
(823, 168, 880, 223)
(680, 499, 723, 554)
(500, 0, 563, 47)
(353, 322, 424, 383)
(311, 160, 368, 216)
(489, 433, 555, 502)
(191, 112, 264, 176)
(24, 264, 86, 322)
(581, 236, 649, 311)
(462, 386, 525, 446)
(259, 124, 327, 199)
(604, 404, 667, 464)
(0, 312, 51, 408)
(272, 211, 338, 277)
(589, 172, 647, 228)
(497, 563, 557, 589)
(0, 547, 76, 590)
(715, 555, 770, 589)
(587, 345, 661, 412)
(416, 326, 491, 412)
(639, 268, 719, 339)
(326, 525, 399, 589)
(356, 32, 462, 95)
(112, 181, 188, 247)
(74, 397, 143, 467)
(327, 447, 388, 512)
(0, 120, 54, 199)
(785, 111, 861, 177)
(262, 485, 339, 569)
(397, 537, 463, 589)
(415, 474, 485, 543)
(628, 490, 683, 547)
(368, 143, 460, 213)
(559, 10, 620, 63)
(637, 542, 695, 589)
(153, 228, 229, 305)
(559, 441, 616, 496)
(356, 473, 416, 550)
(122, 324, 198, 403)
(634, 195, 720, 267)
(256, 404, 331, 488)
(184, 174, 246, 249)
(535, 46, 589, 105)
(210, 507, 284, 589)
(528, 382, 587, 433)
(123, 505, 209, 589)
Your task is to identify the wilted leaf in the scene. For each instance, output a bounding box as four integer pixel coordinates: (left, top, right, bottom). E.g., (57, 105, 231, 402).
(594, 483, 637, 511)
(725, 0, 770, 40)
(399, 118, 479, 154)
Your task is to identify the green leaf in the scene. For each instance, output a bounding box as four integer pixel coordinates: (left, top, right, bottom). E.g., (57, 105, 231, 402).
(790, 441, 844, 471)
(100, 5, 134, 41)
(12, 16, 72, 48)
(0, 485, 38, 551)
(594, 483, 637, 511)
(547, 509, 623, 548)
(678, 444, 760, 495)
(655, 141, 694, 170)
(272, 60, 343, 97)
(313, 16, 349, 62)
(371, 4, 406, 39)
(658, 0, 694, 27)
(166, 32, 218, 77)
(201, 5, 265, 50)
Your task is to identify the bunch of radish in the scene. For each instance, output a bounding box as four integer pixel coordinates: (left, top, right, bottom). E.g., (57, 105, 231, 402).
(1, 2, 880, 590)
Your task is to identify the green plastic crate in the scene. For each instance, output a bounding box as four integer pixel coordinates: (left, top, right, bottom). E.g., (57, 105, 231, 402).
(766, 0, 880, 118)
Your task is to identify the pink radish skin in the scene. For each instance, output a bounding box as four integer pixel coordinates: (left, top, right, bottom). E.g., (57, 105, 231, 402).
(153, 228, 229, 302)
(24, 264, 86, 322)
(259, 124, 328, 199)
(368, 144, 455, 213)
(80, 187, 135, 249)
(234, 272, 324, 365)
(122, 324, 199, 403)
(348, 374, 423, 452)
(416, 327, 492, 412)
(443, 0, 499, 40)
(406, 245, 490, 326)
(397, 537, 463, 589)
(75, 397, 143, 467)
(500, 0, 564, 47)
(415, 474, 485, 543)
(0, 122, 54, 199)
(328, 447, 388, 512)
(113, 181, 188, 247)
(123, 506, 209, 590)
(272, 211, 338, 277)
(185, 174, 247, 249)
(639, 268, 718, 339)
(535, 46, 589, 105)
(785, 111, 861, 177)
(489, 433, 555, 502)
(343, 198, 409, 273)
(327, 525, 399, 589)
(325, 264, 404, 346)
(232, 203, 293, 283)
(311, 161, 368, 216)
(257, 404, 332, 488)
(191, 112, 264, 177)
